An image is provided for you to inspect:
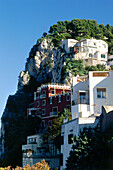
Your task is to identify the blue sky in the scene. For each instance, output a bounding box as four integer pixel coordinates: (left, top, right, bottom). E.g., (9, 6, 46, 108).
(0, 0, 113, 122)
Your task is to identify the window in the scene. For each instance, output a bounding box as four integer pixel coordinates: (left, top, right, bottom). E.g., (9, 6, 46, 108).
(29, 138, 36, 144)
(42, 90, 46, 98)
(42, 100, 46, 106)
(51, 90, 55, 95)
(66, 105, 70, 111)
(61, 136, 64, 145)
(79, 92, 87, 104)
(37, 109, 40, 115)
(97, 88, 106, 98)
(52, 107, 58, 115)
(68, 134, 73, 144)
(50, 97, 53, 104)
(89, 53, 93, 57)
(36, 92, 40, 99)
(37, 101, 39, 107)
(42, 109, 45, 115)
(103, 44, 106, 48)
(48, 120, 52, 127)
(42, 120, 45, 128)
(80, 92, 86, 99)
(60, 153, 63, 166)
(58, 95, 61, 102)
(66, 94, 70, 101)
(101, 54, 106, 58)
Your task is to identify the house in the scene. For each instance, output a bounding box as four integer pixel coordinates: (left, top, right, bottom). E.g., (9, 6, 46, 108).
(71, 71, 113, 119)
(60, 116, 100, 170)
(61, 38, 108, 66)
(61, 39, 78, 53)
(28, 84, 71, 127)
(60, 71, 113, 169)
(22, 134, 60, 169)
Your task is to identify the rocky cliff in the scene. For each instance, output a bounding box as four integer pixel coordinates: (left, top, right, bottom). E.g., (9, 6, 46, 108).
(18, 38, 70, 91)
(0, 37, 71, 166)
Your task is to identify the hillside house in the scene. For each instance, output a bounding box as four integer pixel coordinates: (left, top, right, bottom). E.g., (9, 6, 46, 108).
(60, 116, 99, 170)
(22, 134, 60, 169)
(28, 84, 71, 127)
(71, 71, 113, 119)
(61, 38, 108, 66)
(60, 71, 113, 169)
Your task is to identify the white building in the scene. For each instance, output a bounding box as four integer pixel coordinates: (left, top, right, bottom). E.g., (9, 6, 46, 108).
(72, 71, 113, 119)
(107, 55, 113, 66)
(61, 38, 108, 66)
(60, 117, 99, 170)
(22, 134, 60, 169)
(61, 39, 78, 53)
(22, 134, 43, 167)
(60, 71, 113, 169)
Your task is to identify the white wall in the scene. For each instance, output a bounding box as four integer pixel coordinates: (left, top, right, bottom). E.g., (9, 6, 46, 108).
(61, 39, 78, 53)
(71, 71, 113, 118)
(89, 71, 113, 115)
(61, 118, 79, 170)
(60, 117, 99, 170)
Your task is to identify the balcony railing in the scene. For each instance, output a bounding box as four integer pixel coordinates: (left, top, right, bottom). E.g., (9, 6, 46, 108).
(72, 98, 89, 105)
(50, 112, 58, 116)
(23, 152, 60, 158)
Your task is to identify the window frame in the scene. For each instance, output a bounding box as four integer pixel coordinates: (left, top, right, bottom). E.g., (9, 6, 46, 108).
(66, 94, 70, 101)
(58, 95, 62, 103)
(37, 101, 39, 107)
(61, 136, 64, 145)
(42, 100, 46, 106)
(68, 134, 73, 144)
(48, 120, 52, 127)
(42, 90, 46, 98)
(42, 120, 45, 128)
(50, 97, 53, 104)
(97, 88, 106, 99)
(42, 109, 46, 115)
(51, 90, 55, 95)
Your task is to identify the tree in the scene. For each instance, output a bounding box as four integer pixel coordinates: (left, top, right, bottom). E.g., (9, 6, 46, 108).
(43, 109, 71, 150)
(66, 126, 113, 169)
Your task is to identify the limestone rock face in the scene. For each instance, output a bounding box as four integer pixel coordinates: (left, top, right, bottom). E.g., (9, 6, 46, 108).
(18, 38, 68, 89)
(18, 71, 30, 90)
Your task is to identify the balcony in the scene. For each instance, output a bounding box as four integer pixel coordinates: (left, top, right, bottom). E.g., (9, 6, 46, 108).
(40, 94, 46, 99)
(27, 108, 41, 118)
(23, 152, 60, 158)
(72, 98, 89, 105)
(22, 144, 37, 152)
(50, 112, 58, 116)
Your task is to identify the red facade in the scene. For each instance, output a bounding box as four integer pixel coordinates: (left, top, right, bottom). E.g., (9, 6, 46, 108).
(28, 84, 71, 127)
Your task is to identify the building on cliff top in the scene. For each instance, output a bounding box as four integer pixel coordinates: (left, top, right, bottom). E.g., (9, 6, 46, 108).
(61, 38, 108, 66)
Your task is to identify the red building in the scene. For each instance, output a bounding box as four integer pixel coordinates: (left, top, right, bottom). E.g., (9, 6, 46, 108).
(27, 84, 71, 127)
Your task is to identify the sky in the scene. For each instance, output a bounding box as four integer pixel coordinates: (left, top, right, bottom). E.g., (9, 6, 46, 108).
(0, 0, 113, 123)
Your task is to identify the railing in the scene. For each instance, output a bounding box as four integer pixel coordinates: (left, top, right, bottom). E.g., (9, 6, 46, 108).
(23, 152, 60, 158)
(37, 83, 71, 90)
(50, 112, 58, 116)
(22, 144, 37, 151)
(40, 94, 46, 99)
(72, 98, 89, 105)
